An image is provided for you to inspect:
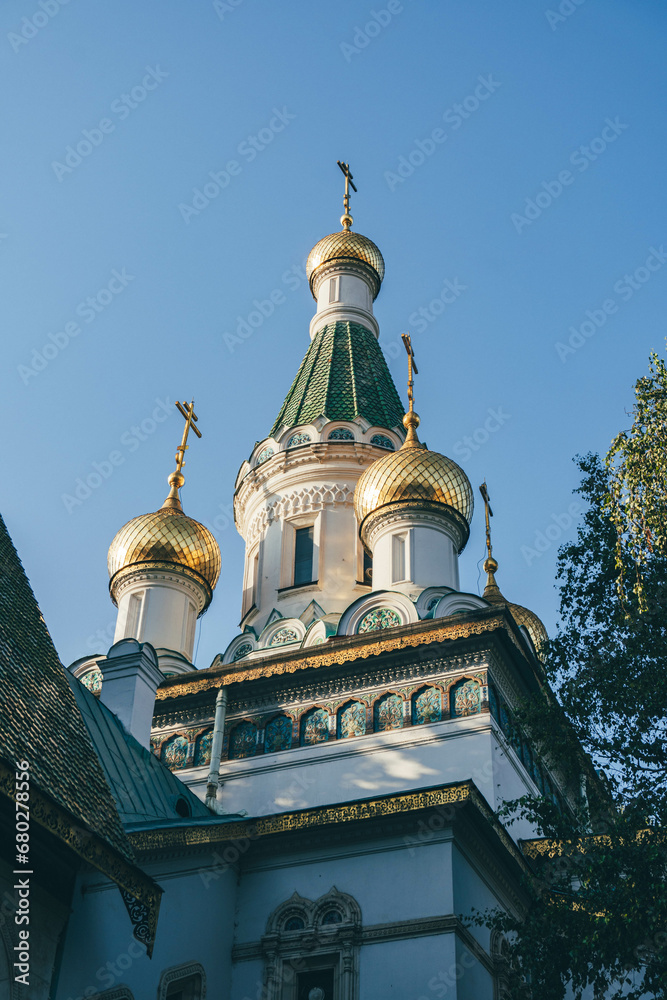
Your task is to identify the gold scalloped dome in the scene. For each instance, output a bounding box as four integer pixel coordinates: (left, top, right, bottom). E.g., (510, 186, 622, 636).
(354, 436, 474, 531)
(108, 507, 221, 597)
(507, 603, 548, 652)
(307, 230, 385, 299)
(482, 560, 548, 654)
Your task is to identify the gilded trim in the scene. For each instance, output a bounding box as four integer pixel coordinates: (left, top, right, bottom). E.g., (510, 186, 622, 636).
(156, 613, 523, 700)
(0, 759, 162, 955)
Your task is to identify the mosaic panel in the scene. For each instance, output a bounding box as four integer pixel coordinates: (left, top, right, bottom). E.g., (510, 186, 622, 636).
(337, 702, 366, 739)
(451, 679, 481, 717)
(300, 708, 330, 746)
(256, 447, 274, 466)
(265, 715, 293, 754)
(357, 607, 401, 633)
(370, 434, 395, 450)
(270, 627, 299, 646)
(286, 433, 311, 448)
(374, 693, 403, 732)
(150, 736, 162, 757)
(194, 729, 213, 767)
(233, 642, 253, 661)
(229, 721, 257, 759)
(163, 734, 189, 769)
(328, 427, 355, 441)
(412, 687, 442, 725)
(80, 668, 102, 695)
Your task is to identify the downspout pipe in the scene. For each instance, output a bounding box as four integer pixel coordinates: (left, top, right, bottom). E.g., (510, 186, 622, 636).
(206, 686, 228, 812)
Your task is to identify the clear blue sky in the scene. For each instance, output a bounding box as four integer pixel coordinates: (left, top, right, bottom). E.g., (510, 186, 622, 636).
(2, 0, 665, 669)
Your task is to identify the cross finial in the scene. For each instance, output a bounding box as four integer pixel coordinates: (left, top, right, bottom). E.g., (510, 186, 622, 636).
(162, 400, 202, 510)
(337, 160, 357, 230)
(479, 482, 503, 600)
(400, 333, 421, 447)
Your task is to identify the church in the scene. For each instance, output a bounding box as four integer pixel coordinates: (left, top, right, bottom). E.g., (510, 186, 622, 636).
(1, 164, 586, 1000)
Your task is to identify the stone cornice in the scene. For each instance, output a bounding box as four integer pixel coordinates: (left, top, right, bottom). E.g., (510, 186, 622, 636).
(233, 913, 494, 974)
(128, 780, 527, 874)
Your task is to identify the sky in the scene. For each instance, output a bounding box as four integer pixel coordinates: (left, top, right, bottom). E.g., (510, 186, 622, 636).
(2, 0, 666, 671)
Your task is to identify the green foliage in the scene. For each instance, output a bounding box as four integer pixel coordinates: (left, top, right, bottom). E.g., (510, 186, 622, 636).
(484, 355, 667, 999)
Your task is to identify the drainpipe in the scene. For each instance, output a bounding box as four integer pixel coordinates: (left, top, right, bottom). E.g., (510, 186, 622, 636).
(206, 686, 228, 811)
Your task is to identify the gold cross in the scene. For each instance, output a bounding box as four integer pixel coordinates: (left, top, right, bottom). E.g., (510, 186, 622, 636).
(401, 332, 419, 412)
(337, 160, 357, 230)
(479, 482, 494, 562)
(174, 400, 202, 475)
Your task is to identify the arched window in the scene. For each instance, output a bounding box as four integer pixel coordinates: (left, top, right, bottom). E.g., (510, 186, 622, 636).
(337, 701, 366, 739)
(300, 708, 329, 746)
(228, 721, 257, 759)
(370, 434, 394, 450)
(232, 642, 253, 661)
(358, 607, 401, 633)
(374, 693, 403, 732)
(450, 679, 481, 717)
(264, 890, 361, 1000)
(328, 427, 354, 441)
(157, 962, 205, 1000)
(270, 627, 299, 646)
(265, 715, 293, 754)
(412, 687, 441, 725)
(286, 433, 311, 449)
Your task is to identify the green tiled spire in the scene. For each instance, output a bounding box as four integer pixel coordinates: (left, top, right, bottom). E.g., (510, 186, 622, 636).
(270, 322, 405, 437)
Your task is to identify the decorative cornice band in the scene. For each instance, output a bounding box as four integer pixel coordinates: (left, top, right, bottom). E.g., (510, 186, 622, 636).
(156, 611, 525, 700)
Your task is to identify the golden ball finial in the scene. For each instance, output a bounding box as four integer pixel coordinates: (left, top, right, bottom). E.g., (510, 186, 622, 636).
(340, 212, 353, 230)
(168, 471, 185, 489)
(484, 556, 498, 575)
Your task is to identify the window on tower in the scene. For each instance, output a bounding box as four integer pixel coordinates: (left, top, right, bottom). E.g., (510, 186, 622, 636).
(363, 549, 373, 585)
(392, 533, 406, 583)
(294, 526, 315, 586)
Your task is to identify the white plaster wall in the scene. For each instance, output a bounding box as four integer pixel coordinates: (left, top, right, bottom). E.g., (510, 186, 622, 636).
(231, 835, 498, 999)
(55, 856, 237, 1000)
(181, 717, 543, 845)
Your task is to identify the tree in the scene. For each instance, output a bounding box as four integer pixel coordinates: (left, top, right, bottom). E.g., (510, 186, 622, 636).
(484, 354, 667, 1000)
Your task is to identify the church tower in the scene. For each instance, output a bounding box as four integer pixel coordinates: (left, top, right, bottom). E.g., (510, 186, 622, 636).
(231, 163, 407, 658)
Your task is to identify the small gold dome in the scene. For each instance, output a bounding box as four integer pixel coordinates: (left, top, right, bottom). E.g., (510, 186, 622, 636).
(507, 603, 548, 652)
(307, 230, 385, 299)
(108, 506, 221, 602)
(354, 434, 474, 537)
(483, 566, 548, 654)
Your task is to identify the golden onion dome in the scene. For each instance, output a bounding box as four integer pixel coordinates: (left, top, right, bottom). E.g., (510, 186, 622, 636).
(307, 229, 385, 300)
(108, 499, 221, 607)
(482, 557, 548, 655)
(354, 411, 474, 544)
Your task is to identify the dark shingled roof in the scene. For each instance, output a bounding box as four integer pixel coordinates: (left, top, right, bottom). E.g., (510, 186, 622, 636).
(270, 321, 405, 437)
(0, 514, 134, 863)
(68, 673, 210, 826)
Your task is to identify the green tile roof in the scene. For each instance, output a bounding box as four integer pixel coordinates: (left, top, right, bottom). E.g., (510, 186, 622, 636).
(0, 514, 134, 863)
(270, 322, 405, 437)
(67, 672, 211, 826)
